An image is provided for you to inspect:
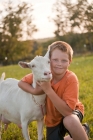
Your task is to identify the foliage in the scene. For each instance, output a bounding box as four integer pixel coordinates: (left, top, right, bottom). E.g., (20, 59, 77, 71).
(51, 0, 93, 34)
(52, 0, 70, 37)
(0, 0, 93, 66)
(0, 0, 37, 65)
(40, 32, 93, 55)
(0, 55, 93, 139)
(50, 0, 93, 52)
(40, 38, 56, 56)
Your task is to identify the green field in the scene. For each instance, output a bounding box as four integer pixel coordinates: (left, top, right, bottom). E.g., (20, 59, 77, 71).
(0, 55, 93, 139)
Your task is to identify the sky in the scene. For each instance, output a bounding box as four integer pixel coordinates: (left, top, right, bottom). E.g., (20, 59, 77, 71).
(0, 0, 92, 40)
(30, 0, 56, 39)
(0, 0, 57, 39)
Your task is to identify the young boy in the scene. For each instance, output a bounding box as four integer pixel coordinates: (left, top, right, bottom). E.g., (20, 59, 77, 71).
(18, 41, 89, 140)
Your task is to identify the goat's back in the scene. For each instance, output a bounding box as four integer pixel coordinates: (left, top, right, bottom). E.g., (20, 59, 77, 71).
(0, 78, 46, 125)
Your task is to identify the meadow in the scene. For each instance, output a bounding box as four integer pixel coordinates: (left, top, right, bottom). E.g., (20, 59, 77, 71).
(0, 55, 93, 140)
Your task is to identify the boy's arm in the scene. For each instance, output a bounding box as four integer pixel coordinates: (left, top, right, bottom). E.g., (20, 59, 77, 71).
(18, 80, 44, 95)
(37, 81, 73, 116)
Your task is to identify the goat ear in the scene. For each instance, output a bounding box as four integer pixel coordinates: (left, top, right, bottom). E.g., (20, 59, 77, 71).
(44, 45, 50, 58)
(18, 61, 29, 68)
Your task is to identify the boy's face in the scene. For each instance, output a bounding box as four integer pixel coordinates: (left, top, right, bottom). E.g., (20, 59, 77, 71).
(50, 48, 70, 76)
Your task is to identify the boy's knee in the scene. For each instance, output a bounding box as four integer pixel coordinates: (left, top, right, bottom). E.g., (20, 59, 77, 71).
(63, 114, 80, 131)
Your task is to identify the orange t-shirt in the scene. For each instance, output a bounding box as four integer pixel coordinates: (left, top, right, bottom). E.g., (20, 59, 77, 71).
(21, 70, 84, 127)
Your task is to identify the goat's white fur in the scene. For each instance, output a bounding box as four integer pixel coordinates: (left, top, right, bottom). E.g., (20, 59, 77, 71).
(0, 52, 52, 140)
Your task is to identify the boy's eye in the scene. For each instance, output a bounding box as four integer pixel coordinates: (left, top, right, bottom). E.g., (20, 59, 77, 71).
(53, 59, 58, 62)
(62, 60, 67, 62)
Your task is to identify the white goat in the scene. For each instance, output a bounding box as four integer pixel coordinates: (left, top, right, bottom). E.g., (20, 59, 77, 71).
(0, 54, 52, 140)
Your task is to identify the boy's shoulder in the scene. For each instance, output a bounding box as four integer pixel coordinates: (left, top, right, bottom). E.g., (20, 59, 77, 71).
(66, 70, 78, 82)
(21, 73, 33, 84)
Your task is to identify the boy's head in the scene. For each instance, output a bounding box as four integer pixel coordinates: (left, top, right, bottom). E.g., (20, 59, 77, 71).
(48, 41, 73, 61)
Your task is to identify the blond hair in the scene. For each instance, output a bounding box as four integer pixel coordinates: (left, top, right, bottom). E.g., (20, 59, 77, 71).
(48, 41, 73, 61)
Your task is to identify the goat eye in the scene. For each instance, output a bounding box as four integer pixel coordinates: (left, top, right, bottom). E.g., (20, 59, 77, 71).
(31, 64, 35, 68)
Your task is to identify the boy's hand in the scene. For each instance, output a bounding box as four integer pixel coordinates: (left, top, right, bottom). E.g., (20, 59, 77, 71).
(37, 81, 51, 93)
(33, 83, 45, 95)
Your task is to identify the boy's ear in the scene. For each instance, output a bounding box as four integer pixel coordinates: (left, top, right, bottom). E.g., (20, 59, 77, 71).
(69, 60, 72, 65)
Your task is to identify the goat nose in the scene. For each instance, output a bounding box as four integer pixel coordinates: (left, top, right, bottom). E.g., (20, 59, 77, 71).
(44, 72, 51, 75)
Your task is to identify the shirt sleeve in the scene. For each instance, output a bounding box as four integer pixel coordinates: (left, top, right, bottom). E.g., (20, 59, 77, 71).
(63, 73, 79, 110)
(21, 73, 33, 84)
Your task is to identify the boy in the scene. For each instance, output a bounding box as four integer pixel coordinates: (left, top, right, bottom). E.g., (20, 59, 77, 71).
(18, 41, 89, 140)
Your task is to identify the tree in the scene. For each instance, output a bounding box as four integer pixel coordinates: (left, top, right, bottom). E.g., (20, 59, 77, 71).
(51, 0, 70, 38)
(0, 0, 38, 65)
(66, 0, 93, 51)
(50, 0, 93, 52)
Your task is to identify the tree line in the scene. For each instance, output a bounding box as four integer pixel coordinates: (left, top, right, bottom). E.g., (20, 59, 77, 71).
(0, 0, 93, 65)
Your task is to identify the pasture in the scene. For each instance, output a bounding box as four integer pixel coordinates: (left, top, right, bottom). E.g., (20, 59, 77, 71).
(0, 55, 93, 140)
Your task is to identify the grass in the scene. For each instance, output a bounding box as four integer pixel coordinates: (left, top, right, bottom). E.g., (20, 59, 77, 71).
(0, 55, 93, 139)
(69, 55, 93, 139)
